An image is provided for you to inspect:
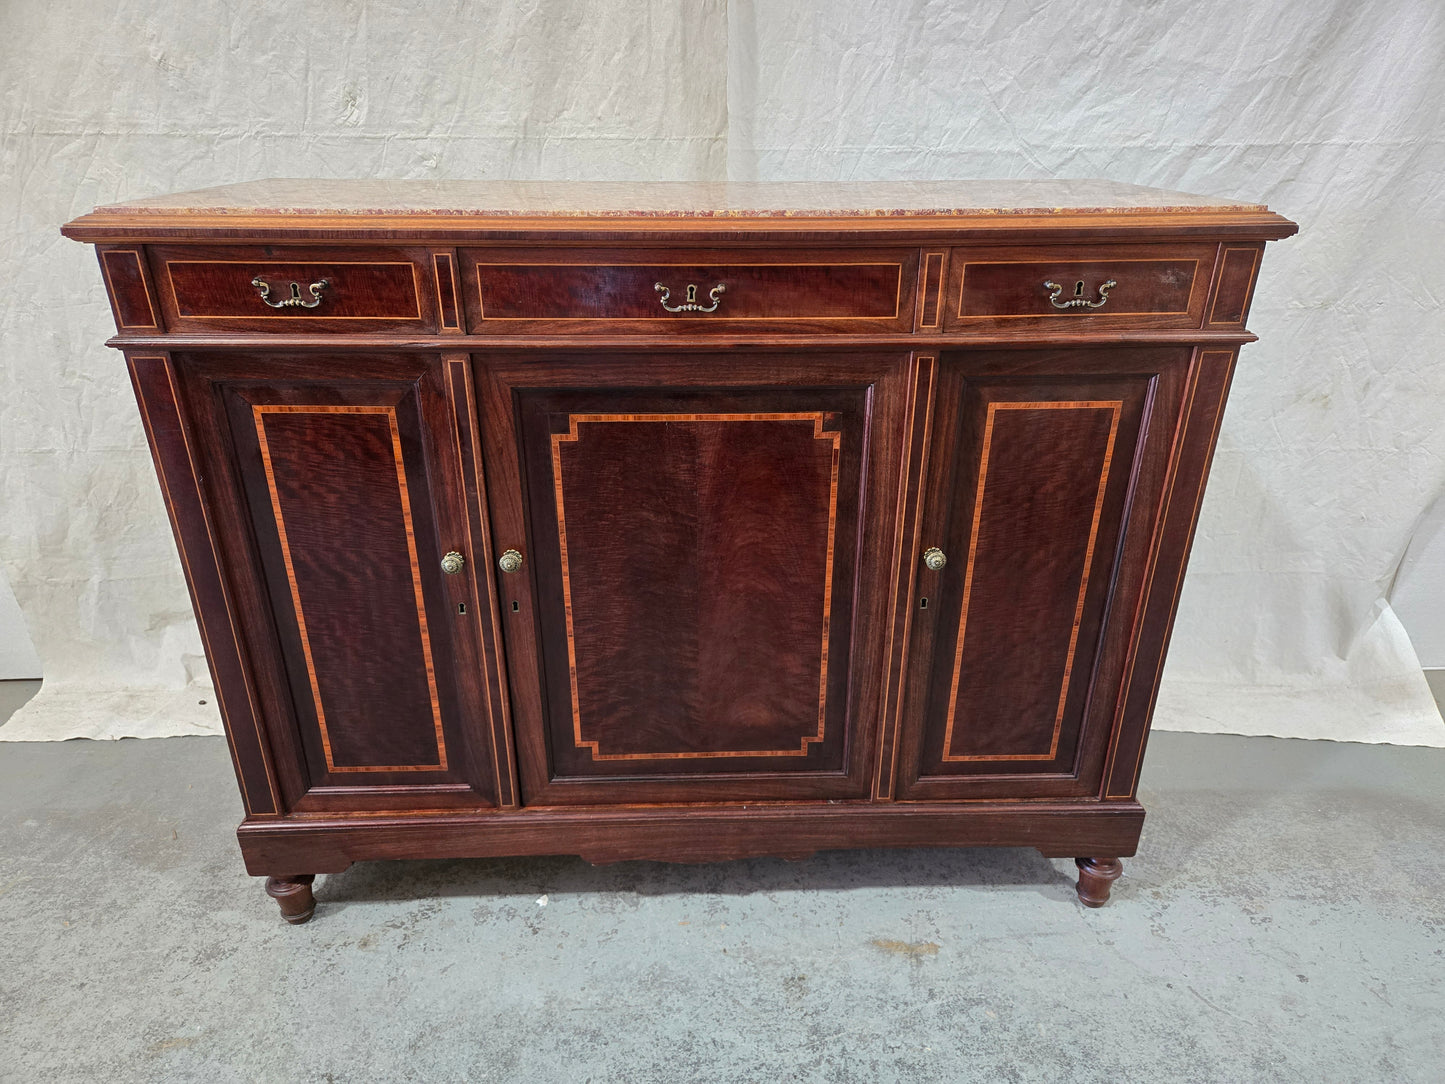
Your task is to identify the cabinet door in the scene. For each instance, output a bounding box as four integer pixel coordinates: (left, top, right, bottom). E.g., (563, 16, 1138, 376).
(478, 351, 909, 805)
(176, 353, 498, 812)
(892, 349, 1192, 801)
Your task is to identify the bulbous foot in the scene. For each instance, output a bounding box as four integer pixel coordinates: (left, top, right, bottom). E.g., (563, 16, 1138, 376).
(265, 874, 316, 924)
(1074, 857, 1123, 907)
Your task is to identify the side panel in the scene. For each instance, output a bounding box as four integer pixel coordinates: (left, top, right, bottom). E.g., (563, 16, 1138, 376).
(1104, 350, 1240, 798)
(126, 353, 281, 816)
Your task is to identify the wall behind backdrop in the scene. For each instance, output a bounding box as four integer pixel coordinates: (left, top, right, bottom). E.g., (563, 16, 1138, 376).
(2, 0, 1442, 744)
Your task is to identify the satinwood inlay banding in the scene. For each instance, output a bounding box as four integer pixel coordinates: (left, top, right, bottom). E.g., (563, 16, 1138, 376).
(254, 404, 448, 774)
(552, 412, 841, 760)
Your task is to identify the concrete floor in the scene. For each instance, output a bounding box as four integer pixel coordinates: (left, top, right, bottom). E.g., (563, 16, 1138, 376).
(0, 677, 40, 724)
(0, 723, 1441, 1081)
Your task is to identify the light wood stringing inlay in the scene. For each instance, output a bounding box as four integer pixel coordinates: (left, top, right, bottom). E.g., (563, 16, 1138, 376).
(127, 357, 275, 814)
(253, 404, 448, 774)
(941, 400, 1122, 763)
(1207, 247, 1262, 325)
(101, 250, 158, 328)
(1107, 350, 1236, 798)
(446, 356, 520, 806)
(551, 412, 842, 760)
(918, 253, 945, 328)
(442, 360, 503, 796)
(433, 253, 461, 329)
(874, 354, 937, 799)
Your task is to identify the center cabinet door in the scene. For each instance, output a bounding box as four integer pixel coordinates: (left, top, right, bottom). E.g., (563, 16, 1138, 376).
(477, 352, 911, 805)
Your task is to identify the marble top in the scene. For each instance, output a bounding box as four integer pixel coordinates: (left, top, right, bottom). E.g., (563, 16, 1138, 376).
(94, 179, 1267, 219)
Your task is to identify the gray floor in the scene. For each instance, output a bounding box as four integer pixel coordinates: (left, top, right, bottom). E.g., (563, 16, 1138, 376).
(0, 717, 1442, 1080)
(0, 677, 40, 723)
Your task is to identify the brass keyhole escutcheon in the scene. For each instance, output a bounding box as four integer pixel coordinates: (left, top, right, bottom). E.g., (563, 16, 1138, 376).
(252, 276, 329, 309)
(922, 547, 946, 572)
(655, 281, 726, 313)
(498, 548, 524, 574)
(440, 551, 465, 575)
(1043, 278, 1117, 310)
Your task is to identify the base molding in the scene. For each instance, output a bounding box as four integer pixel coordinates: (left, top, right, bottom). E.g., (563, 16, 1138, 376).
(239, 800, 1145, 875)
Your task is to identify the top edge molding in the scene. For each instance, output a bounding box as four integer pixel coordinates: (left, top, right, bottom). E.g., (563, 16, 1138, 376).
(62, 179, 1297, 242)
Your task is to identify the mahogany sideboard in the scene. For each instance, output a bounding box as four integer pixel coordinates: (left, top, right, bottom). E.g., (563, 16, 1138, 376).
(63, 180, 1296, 922)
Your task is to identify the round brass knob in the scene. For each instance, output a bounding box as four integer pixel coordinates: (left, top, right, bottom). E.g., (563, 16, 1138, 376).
(440, 551, 465, 575)
(498, 548, 524, 574)
(922, 547, 947, 572)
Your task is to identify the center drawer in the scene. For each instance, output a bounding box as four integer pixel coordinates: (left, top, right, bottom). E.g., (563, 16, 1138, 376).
(459, 247, 919, 333)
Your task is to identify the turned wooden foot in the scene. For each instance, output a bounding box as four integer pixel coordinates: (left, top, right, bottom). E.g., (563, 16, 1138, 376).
(265, 874, 316, 924)
(1074, 857, 1123, 907)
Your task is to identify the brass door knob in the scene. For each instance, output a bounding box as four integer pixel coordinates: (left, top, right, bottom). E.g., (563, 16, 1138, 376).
(440, 551, 465, 575)
(922, 547, 947, 572)
(498, 548, 524, 574)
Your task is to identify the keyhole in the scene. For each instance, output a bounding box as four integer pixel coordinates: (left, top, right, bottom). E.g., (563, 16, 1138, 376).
(685, 284, 698, 303)
(457, 602, 466, 615)
(512, 600, 520, 612)
(1074, 280, 1085, 297)
(920, 597, 928, 609)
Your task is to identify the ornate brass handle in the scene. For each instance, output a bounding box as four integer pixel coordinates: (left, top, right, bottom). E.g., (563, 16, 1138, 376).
(923, 547, 947, 572)
(440, 551, 465, 575)
(252, 276, 329, 309)
(655, 282, 725, 313)
(498, 549, 524, 574)
(1044, 278, 1116, 310)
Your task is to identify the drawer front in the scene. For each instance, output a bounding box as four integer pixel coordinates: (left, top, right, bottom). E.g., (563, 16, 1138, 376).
(945, 244, 1217, 329)
(151, 245, 439, 332)
(460, 247, 918, 333)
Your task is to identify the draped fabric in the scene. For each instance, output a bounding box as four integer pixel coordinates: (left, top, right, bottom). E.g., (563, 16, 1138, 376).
(2, 0, 1441, 743)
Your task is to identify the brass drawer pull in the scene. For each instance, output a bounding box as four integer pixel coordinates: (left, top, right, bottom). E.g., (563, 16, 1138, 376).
(655, 282, 725, 313)
(252, 276, 329, 309)
(1044, 278, 1116, 310)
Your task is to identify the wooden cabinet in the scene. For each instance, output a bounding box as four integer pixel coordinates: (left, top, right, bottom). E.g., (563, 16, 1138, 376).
(64, 180, 1296, 922)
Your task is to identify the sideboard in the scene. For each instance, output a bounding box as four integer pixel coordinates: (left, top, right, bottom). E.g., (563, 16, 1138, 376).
(63, 180, 1296, 922)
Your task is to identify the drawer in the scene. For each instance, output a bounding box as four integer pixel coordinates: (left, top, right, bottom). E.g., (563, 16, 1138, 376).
(944, 244, 1218, 330)
(150, 245, 441, 332)
(460, 247, 919, 333)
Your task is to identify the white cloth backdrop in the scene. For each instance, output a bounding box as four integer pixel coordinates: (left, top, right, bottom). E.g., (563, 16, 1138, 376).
(2, 0, 1442, 745)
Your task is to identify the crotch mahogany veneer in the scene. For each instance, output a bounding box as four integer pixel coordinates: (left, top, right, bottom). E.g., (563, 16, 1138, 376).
(63, 180, 1296, 922)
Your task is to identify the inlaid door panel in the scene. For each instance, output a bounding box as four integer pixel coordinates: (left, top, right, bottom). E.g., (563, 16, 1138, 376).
(478, 351, 910, 805)
(175, 353, 498, 811)
(893, 348, 1193, 801)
